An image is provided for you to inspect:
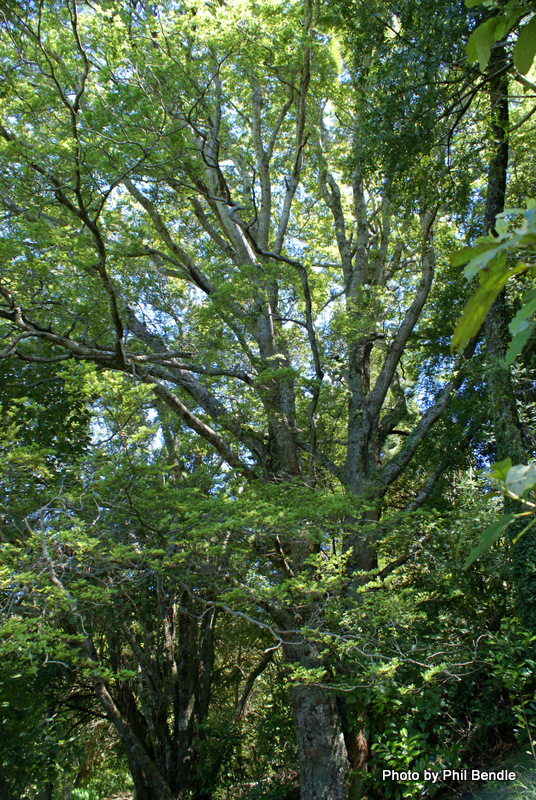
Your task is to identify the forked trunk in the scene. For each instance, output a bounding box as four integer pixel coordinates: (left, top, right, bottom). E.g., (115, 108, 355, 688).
(91, 677, 176, 800)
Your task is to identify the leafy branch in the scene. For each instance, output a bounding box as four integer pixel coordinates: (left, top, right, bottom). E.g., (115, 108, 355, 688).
(465, 459, 536, 567)
(453, 204, 536, 567)
(451, 199, 536, 362)
(465, 0, 536, 75)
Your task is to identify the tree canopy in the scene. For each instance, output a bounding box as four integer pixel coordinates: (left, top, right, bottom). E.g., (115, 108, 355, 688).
(1, 1, 536, 799)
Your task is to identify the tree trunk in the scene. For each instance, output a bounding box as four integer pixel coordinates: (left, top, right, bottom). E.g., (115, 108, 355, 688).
(283, 638, 349, 800)
(90, 675, 176, 800)
(338, 697, 371, 800)
(0, 774, 14, 800)
(482, 45, 536, 630)
(40, 782, 54, 800)
(290, 683, 349, 800)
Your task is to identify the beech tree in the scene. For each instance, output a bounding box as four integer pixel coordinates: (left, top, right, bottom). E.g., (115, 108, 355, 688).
(0, 1, 493, 798)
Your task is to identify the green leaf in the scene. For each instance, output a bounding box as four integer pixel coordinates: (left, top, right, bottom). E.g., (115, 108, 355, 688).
(505, 463, 536, 497)
(466, 18, 498, 72)
(494, 11, 523, 41)
(491, 458, 513, 481)
(329, 34, 343, 73)
(465, 514, 516, 568)
(514, 15, 536, 74)
(505, 322, 534, 366)
(450, 241, 497, 269)
(509, 296, 536, 336)
(496, 207, 531, 217)
(463, 243, 513, 280)
(451, 258, 520, 353)
(520, 287, 536, 303)
(504, 293, 536, 363)
(465, 0, 483, 7)
(495, 217, 509, 236)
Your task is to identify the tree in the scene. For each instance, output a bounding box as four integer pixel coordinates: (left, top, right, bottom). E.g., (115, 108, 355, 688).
(0, 1, 497, 797)
(1, 365, 289, 800)
(449, 0, 536, 626)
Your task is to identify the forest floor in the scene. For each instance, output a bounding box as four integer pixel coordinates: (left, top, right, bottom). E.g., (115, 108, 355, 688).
(98, 754, 536, 800)
(103, 795, 133, 800)
(446, 751, 536, 800)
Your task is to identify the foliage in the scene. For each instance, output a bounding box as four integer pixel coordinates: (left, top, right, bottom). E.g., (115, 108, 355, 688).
(331, 0, 475, 210)
(1, 0, 536, 798)
(465, 0, 536, 75)
(452, 201, 536, 568)
(450, 0, 536, 570)
(451, 201, 536, 360)
(465, 458, 536, 567)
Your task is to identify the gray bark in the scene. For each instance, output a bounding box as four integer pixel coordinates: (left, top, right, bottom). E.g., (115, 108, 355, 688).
(482, 45, 536, 630)
(284, 639, 350, 800)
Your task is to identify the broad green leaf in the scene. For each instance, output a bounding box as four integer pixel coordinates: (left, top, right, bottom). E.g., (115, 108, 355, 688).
(505, 322, 534, 365)
(509, 296, 536, 336)
(505, 463, 536, 497)
(495, 218, 509, 236)
(494, 11, 523, 41)
(464, 0, 482, 7)
(518, 234, 536, 246)
(465, 513, 516, 568)
(514, 15, 536, 74)
(463, 250, 501, 280)
(466, 18, 497, 72)
(316, 14, 343, 31)
(329, 34, 343, 73)
(451, 259, 522, 353)
(491, 458, 513, 482)
(463, 244, 513, 280)
(450, 241, 498, 269)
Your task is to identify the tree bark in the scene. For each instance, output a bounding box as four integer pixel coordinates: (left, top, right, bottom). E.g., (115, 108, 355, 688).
(283, 638, 350, 800)
(338, 696, 371, 800)
(482, 45, 536, 630)
(0, 773, 14, 800)
(92, 677, 176, 800)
